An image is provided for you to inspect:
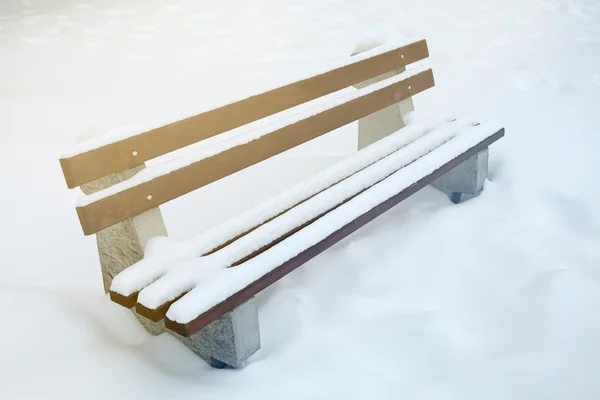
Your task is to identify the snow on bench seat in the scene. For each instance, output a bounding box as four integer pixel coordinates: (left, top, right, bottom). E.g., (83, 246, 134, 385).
(110, 118, 504, 336)
(110, 114, 456, 299)
(59, 35, 505, 367)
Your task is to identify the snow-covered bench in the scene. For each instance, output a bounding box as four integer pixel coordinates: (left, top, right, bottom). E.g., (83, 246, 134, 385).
(59, 37, 504, 368)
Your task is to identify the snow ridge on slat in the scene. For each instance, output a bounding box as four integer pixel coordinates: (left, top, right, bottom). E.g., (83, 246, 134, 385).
(110, 114, 457, 298)
(165, 121, 503, 325)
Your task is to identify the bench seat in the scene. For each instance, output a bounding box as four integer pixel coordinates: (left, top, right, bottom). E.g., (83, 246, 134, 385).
(110, 116, 504, 337)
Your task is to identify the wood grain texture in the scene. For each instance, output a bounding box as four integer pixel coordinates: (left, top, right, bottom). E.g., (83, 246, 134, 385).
(164, 128, 505, 337)
(77, 69, 435, 235)
(60, 40, 429, 189)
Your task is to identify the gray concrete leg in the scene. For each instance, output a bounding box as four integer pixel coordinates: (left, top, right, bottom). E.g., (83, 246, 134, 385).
(431, 148, 489, 203)
(176, 298, 260, 368)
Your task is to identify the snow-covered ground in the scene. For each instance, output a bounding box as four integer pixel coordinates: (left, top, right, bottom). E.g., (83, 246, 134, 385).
(1, 0, 599, 398)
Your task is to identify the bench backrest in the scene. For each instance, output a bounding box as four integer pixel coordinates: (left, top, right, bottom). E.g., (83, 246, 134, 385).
(60, 38, 434, 236)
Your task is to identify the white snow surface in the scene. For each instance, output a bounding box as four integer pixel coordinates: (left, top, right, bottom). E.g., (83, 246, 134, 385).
(2, 0, 600, 399)
(77, 65, 432, 207)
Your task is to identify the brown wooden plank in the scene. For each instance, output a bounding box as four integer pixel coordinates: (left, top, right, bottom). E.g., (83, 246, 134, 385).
(164, 128, 505, 337)
(109, 290, 138, 308)
(135, 295, 183, 322)
(60, 40, 429, 189)
(76, 69, 435, 235)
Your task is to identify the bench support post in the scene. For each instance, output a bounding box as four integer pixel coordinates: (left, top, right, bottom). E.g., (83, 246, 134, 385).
(352, 41, 415, 150)
(81, 165, 168, 336)
(431, 148, 489, 203)
(176, 298, 261, 368)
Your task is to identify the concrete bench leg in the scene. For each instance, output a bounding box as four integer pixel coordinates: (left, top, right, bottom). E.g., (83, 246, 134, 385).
(352, 39, 414, 151)
(431, 148, 489, 203)
(82, 165, 259, 366)
(176, 298, 260, 369)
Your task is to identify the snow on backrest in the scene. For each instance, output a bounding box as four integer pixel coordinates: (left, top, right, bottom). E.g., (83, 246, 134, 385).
(60, 38, 429, 189)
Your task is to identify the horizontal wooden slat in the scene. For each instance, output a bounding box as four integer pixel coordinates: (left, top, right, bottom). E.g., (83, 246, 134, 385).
(109, 291, 137, 309)
(77, 69, 435, 235)
(164, 128, 505, 337)
(60, 39, 430, 189)
(136, 297, 182, 322)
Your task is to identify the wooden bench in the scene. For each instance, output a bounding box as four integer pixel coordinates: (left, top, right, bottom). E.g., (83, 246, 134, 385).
(59, 37, 504, 368)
